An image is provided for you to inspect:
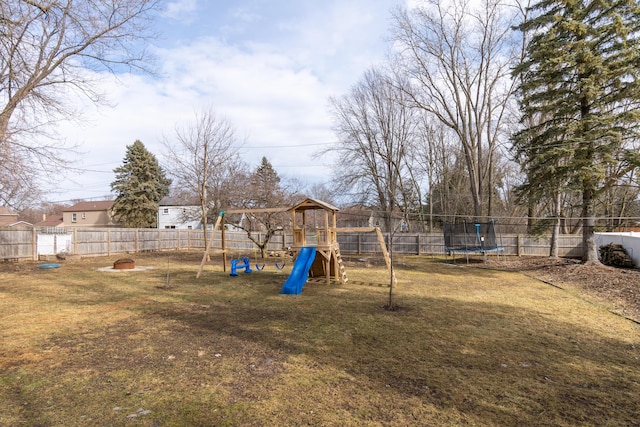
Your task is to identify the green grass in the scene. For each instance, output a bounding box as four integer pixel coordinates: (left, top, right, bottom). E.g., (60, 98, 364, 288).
(0, 252, 638, 426)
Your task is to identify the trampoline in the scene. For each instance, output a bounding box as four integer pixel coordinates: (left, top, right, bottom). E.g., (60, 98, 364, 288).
(443, 221, 504, 263)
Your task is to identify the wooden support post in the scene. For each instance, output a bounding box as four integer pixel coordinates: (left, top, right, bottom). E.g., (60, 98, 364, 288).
(375, 227, 397, 286)
(196, 212, 224, 279)
(32, 227, 37, 260)
(221, 216, 227, 273)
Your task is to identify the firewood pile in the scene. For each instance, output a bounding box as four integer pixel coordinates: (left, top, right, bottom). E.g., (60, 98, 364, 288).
(599, 243, 636, 268)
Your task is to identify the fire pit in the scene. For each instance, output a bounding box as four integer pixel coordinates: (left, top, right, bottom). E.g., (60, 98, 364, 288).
(113, 258, 135, 270)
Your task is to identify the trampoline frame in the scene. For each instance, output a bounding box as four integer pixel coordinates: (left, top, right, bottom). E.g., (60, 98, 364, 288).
(443, 220, 504, 263)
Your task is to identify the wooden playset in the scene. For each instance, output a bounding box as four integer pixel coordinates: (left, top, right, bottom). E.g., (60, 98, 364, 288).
(196, 198, 396, 286)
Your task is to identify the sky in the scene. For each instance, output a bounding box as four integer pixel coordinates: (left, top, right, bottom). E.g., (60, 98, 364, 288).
(51, 0, 405, 203)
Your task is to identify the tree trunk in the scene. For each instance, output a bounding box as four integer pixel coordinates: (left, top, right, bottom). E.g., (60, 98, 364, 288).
(0, 106, 17, 144)
(549, 191, 560, 258)
(581, 187, 600, 264)
(464, 149, 483, 218)
(386, 213, 395, 309)
(527, 202, 535, 234)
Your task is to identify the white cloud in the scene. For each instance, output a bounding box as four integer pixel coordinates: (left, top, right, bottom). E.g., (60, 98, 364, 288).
(49, 1, 401, 202)
(163, 0, 199, 22)
(152, 37, 336, 173)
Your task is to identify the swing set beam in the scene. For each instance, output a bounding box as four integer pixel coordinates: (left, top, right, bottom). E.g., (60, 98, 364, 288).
(196, 207, 289, 278)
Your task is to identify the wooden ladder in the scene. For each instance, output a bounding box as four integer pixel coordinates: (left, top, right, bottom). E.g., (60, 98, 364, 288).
(334, 246, 348, 283)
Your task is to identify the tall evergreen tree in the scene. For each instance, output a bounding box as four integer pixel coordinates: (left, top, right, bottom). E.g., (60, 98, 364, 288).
(249, 157, 283, 208)
(512, 0, 640, 263)
(111, 140, 171, 228)
(238, 157, 292, 258)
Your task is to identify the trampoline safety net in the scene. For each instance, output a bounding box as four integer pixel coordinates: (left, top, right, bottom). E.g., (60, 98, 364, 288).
(443, 221, 501, 253)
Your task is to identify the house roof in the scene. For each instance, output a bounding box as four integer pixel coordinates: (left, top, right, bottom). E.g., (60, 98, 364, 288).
(0, 207, 19, 226)
(159, 196, 200, 207)
(63, 201, 114, 212)
(35, 215, 64, 227)
(0, 206, 17, 216)
(8, 221, 32, 228)
(289, 198, 339, 212)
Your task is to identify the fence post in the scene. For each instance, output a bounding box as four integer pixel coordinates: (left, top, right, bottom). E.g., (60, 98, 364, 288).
(32, 227, 37, 260)
(517, 235, 522, 256)
(107, 229, 111, 256)
(416, 234, 421, 255)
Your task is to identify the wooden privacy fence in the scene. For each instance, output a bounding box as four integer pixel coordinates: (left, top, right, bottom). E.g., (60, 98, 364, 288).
(0, 227, 584, 261)
(0, 227, 35, 259)
(337, 232, 584, 258)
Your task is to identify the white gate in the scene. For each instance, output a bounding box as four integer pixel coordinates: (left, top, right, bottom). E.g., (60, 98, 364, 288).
(37, 233, 73, 256)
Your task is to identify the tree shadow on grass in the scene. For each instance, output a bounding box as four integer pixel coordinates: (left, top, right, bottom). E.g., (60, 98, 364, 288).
(136, 276, 640, 426)
(4, 264, 639, 426)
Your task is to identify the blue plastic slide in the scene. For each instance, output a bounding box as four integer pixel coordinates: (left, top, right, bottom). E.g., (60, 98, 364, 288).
(281, 246, 316, 295)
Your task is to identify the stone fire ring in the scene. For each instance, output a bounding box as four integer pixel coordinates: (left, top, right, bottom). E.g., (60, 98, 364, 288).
(113, 258, 135, 270)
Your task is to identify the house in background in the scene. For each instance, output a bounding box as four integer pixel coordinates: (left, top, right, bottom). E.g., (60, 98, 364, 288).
(35, 215, 65, 229)
(0, 207, 19, 226)
(157, 197, 244, 230)
(62, 201, 118, 227)
(158, 197, 202, 229)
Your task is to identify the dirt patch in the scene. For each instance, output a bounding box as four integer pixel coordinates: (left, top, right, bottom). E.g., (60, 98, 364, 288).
(480, 257, 640, 323)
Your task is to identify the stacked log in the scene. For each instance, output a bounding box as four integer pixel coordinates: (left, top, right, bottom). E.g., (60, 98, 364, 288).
(599, 243, 636, 268)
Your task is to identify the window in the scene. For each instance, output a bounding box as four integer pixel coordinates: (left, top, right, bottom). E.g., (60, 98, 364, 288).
(162, 208, 169, 215)
(81, 213, 86, 219)
(71, 213, 77, 223)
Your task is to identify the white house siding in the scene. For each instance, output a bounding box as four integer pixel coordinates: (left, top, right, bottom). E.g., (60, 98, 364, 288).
(157, 206, 202, 230)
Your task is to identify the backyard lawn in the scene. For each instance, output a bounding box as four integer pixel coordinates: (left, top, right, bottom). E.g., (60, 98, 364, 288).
(1, 251, 638, 426)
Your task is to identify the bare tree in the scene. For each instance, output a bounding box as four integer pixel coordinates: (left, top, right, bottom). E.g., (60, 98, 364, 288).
(162, 109, 244, 246)
(327, 67, 419, 214)
(391, 0, 521, 218)
(326, 67, 419, 309)
(305, 182, 339, 207)
(0, 0, 162, 206)
(0, 142, 42, 208)
(412, 119, 453, 230)
(229, 157, 304, 259)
